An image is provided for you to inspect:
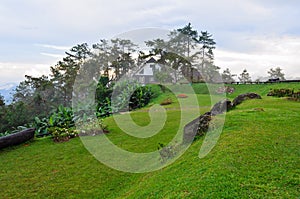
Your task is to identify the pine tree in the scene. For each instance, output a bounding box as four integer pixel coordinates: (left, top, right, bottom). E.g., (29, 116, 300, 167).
(238, 69, 252, 83)
(267, 67, 285, 80)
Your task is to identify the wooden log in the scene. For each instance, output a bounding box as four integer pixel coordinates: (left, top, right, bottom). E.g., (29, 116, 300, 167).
(0, 128, 35, 149)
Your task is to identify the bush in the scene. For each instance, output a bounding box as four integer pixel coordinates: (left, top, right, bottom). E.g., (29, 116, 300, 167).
(268, 88, 300, 101)
(33, 105, 78, 141)
(77, 118, 108, 136)
(96, 80, 154, 116)
(33, 117, 49, 137)
(129, 86, 153, 110)
(48, 127, 77, 142)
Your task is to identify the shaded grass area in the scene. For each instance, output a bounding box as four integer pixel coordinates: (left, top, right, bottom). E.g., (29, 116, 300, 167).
(0, 83, 300, 198)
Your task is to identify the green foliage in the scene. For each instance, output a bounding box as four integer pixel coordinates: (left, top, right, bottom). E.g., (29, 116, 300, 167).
(0, 131, 11, 137)
(48, 127, 77, 142)
(0, 126, 29, 137)
(268, 88, 295, 97)
(268, 88, 300, 101)
(77, 118, 108, 136)
(225, 82, 300, 99)
(47, 106, 77, 141)
(32, 105, 77, 141)
(49, 105, 75, 128)
(0, 94, 5, 106)
(33, 117, 49, 137)
(197, 31, 216, 62)
(129, 86, 153, 110)
(0, 102, 32, 134)
(96, 80, 154, 116)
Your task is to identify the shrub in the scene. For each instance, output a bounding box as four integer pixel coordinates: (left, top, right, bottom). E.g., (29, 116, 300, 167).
(97, 80, 154, 115)
(33, 117, 49, 137)
(129, 86, 153, 110)
(48, 127, 77, 142)
(32, 105, 78, 142)
(268, 88, 300, 101)
(77, 118, 108, 136)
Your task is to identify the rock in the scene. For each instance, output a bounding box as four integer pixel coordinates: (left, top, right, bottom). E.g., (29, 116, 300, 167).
(232, 93, 262, 107)
(182, 116, 201, 144)
(183, 92, 262, 144)
(197, 112, 212, 135)
(183, 112, 212, 144)
(210, 99, 232, 115)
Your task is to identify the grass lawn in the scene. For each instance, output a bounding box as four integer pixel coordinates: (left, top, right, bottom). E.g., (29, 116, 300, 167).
(0, 83, 299, 198)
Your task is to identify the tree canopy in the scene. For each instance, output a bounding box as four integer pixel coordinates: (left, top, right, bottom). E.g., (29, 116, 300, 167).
(268, 67, 285, 80)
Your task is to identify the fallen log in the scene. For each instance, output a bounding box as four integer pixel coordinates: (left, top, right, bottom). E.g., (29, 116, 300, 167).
(0, 128, 35, 149)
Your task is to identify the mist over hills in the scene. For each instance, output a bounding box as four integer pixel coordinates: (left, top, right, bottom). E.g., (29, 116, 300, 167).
(0, 83, 17, 104)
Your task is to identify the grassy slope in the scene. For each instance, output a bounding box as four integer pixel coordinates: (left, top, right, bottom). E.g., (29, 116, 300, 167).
(0, 83, 299, 198)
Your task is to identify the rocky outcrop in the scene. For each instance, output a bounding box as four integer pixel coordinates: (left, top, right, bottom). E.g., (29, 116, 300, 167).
(0, 128, 35, 149)
(232, 93, 262, 107)
(183, 92, 262, 143)
(183, 112, 212, 144)
(210, 99, 232, 116)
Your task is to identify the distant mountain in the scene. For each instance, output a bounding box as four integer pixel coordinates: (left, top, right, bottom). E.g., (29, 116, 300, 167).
(0, 83, 18, 104)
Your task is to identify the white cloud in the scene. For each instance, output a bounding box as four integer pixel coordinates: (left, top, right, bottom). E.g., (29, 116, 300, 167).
(0, 62, 51, 84)
(215, 35, 300, 79)
(40, 52, 65, 59)
(0, 0, 300, 84)
(35, 44, 71, 51)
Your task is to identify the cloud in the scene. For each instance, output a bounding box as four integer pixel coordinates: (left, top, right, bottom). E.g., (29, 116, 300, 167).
(40, 52, 66, 59)
(35, 44, 71, 51)
(0, 0, 299, 84)
(215, 35, 300, 79)
(0, 62, 51, 84)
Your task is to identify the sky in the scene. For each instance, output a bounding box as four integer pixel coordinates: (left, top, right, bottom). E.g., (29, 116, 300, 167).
(1, 0, 300, 86)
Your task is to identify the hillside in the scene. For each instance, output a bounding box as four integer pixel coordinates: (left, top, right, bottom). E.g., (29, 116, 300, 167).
(0, 83, 299, 198)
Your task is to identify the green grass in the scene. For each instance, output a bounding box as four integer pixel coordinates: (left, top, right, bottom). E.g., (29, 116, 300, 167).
(0, 83, 299, 198)
(226, 82, 300, 99)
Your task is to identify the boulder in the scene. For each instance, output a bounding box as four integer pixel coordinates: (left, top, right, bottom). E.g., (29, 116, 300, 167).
(183, 92, 263, 144)
(197, 112, 212, 135)
(232, 93, 262, 107)
(210, 99, 232, 115)
(182, 116, 201, 144)
(183, 112, 212, 144)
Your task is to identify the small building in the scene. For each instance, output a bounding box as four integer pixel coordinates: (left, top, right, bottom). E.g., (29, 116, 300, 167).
(133, 57, 160, 84)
